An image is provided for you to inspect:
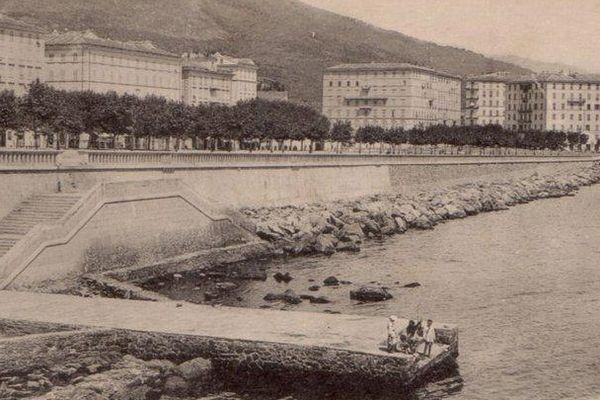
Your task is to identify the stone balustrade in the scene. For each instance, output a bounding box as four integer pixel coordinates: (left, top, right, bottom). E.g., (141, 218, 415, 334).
(0, 150, 60, 165)
(0, 148, 597, 170)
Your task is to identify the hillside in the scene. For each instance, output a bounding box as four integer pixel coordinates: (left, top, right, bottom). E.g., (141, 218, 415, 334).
(0, 0, 529, 106)
(491, 54, 588, 74)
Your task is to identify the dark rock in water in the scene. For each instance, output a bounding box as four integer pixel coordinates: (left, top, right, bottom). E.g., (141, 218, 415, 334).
(350, 286, 393, 302)
(308, 285, 320, 291)
(339, 280, 353, 285)
(273, 272, 293, 283)
(323, 310, 341, 314)
(263, 289, 302, 304)
(204, 291, 219, 301)
(310, 296, 331, 304)
(300, 294, 315, 301)
(215, 282, 238, 291)
(238, 268, 267, 281)
(403, 282, 422, 288)
(323, 276, 339, 286)
(308, 278, 315, 282)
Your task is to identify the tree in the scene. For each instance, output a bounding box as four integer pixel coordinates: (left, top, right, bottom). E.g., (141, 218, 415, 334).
(0, 90, 20, 133)
(329, 121, 353, 153)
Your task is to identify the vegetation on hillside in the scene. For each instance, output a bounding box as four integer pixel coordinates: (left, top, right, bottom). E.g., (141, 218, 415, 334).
(0, 0, 529, 106)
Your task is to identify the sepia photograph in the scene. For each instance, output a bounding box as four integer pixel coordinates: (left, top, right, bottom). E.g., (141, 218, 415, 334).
(0, 1, 599, 399)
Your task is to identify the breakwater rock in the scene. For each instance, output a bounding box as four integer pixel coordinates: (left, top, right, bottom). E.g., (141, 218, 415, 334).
(242, 163, 600, 256)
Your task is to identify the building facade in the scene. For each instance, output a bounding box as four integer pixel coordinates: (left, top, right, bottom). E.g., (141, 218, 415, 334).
(45, 31, 182, 101)
(0, 14, 46, 96)
(181, 52, 258, 106)
(505, 73, 600, 142)
(462, 72, 510, 126)
(322, 63, 461, 130)
(212, 53, 258, 104)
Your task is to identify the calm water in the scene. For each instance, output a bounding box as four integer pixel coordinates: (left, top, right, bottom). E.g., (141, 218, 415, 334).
(160, 185, 600, 400)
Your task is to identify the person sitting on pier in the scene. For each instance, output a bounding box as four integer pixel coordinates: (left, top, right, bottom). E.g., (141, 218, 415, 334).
(423, 319, 436, 357)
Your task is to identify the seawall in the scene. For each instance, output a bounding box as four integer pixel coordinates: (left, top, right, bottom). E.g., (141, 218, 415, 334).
(0, 151, 598, 219)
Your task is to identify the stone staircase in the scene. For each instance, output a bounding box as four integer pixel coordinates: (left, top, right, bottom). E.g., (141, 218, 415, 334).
(0, 194, 82, 258)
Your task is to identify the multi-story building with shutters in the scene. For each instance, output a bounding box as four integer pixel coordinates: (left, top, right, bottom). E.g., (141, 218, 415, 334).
(462, 72, 511, 126)
(0, 14, 46, 96)
(505, 73, 600, 143)
(322, 63, 461, 130)
(181, 52, 258, 106)
(45, 30, 182, 101)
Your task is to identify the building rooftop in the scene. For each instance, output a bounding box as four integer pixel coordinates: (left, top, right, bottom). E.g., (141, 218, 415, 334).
(510, 72, 600, 84)
(0, 13, 46, 34)
(465, 71, 520, 83)
(46, 30, 178, 58)
(325, 62, 460, 79)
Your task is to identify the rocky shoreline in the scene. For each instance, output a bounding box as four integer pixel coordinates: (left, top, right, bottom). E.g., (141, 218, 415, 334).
(243, 162, 600, 257)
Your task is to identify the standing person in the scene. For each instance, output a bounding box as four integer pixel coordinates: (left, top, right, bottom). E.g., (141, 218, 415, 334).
(423, 319, 436, 357)
(387, 315, 399, 352)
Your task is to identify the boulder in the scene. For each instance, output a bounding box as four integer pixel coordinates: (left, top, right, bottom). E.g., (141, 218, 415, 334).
(163, 375, 190, 396)
(360, 219, 381, 235)
(323, 276, 339, 286)
(336, 241, 360, 252)
(215, 282, 237, 291)
(350, 286, 393, 302)
(310, 296, 331, 304)
(445, 204, 467, 219)
(263, 289, 302, 304)
(314, 234, 338, 255)
(176, 357, 212, 382)
(413, 215, 434, 230)
(403, 282, 422, 288)
(256, 224, 282, 241)
(337, 223, 364, 241)
(394, 217, 408, 233)
(394, 204, 420, 224)
(273, 272, 293, 283)
(308, 285, 320, 291)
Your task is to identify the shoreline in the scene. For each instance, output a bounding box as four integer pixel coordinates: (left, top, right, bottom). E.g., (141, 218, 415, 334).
(242, 162, 600, 258)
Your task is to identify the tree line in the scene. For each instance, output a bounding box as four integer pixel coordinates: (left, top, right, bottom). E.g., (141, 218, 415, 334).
(329, 121, 589, 152)
(0, 81, 329, 150)
(0, 81, 590, 151)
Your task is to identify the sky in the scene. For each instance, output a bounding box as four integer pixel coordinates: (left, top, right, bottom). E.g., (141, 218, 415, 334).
(301, 0, 600, 72)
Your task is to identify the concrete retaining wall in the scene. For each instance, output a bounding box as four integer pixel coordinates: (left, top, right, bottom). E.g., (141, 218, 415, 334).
(1, 158, 598, 219)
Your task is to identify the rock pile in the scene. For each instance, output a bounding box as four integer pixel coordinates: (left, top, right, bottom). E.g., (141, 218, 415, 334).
(30, 355, 214, 399)
(243, 163, 600, 256)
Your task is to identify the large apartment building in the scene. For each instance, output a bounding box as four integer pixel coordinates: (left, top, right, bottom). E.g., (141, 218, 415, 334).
(181, 52, 258, 106)
(211, 53, 258, 104)
(462, 72, 511, 126)
(0, 14, 46, 96)
(505, 73, 600, 142)
(45, 31, 182, 101)
(322, 63, 461, 130)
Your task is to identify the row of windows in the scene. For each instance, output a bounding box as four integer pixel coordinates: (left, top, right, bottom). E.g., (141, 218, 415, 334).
(48, 68, 180, 88)
(508, 83, 600, 91)
(0, 29, 43, 43)
(47, 52, 179, 73)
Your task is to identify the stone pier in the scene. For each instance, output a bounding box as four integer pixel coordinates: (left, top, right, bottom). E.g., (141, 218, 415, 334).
(0, 291, 458, 388)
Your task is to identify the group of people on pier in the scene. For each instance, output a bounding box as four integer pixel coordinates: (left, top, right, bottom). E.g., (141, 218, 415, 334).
(387, 316, 436, 357)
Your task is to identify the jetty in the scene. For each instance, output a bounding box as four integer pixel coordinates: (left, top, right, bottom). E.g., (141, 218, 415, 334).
(0, 290, 458, 388)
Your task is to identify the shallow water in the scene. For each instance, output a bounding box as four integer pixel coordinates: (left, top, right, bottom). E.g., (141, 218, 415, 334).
(156, 185, 600, 400)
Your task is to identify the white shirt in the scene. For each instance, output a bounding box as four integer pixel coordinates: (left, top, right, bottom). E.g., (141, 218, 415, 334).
(424, 325, 436, 343)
